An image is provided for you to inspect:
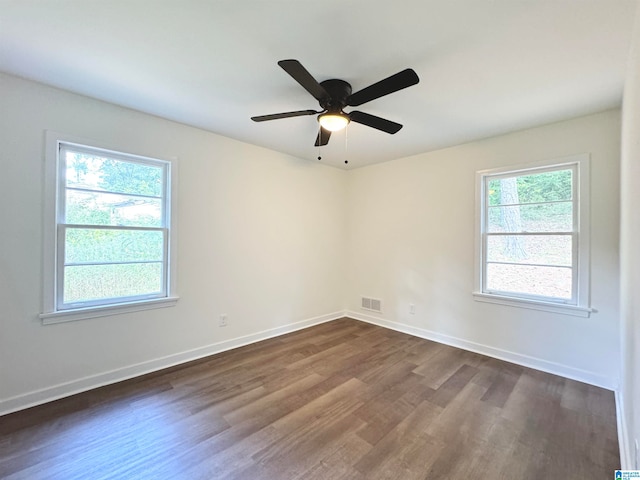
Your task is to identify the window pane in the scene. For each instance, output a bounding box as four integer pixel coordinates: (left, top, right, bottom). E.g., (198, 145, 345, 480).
(487, 201, 573, 233)
(65, 189, 162, 227)
(65, 152, 163, 197)
(488, 169, 572, 206)
(63, 263, 163, 304)
(486, 263, 572, 299)
(487, 234, 572, 266)
(65, 228, 164, 264)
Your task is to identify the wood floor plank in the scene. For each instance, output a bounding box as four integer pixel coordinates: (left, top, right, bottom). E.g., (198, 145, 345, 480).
(412, 343, 480, 389)
(353, 399, 444, 477)
(478, 360, 522, 408)
(0, 318, 619, 479)
(293, 433, 371, 480)
(426, 363, 479, 408)
(353, 395, 415, 446)
(222, 372, 325, 425)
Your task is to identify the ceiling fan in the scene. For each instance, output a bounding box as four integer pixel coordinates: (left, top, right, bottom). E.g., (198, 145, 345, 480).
(251, 59, 420, 147)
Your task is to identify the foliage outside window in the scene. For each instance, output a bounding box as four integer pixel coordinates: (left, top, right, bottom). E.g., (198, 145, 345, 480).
(42, 134, 177, 322)
(475, 156, 591, 315)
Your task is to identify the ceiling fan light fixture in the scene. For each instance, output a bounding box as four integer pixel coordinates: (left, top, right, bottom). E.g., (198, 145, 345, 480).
(318, 112, 350, 132)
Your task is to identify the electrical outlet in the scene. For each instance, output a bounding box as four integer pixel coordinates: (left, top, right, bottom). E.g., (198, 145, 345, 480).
(409, 303, 415, 315)
(219, 314, 228, 327)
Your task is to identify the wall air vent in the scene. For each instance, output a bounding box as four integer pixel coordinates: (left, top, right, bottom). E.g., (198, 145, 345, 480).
(361, 296, 382, 313)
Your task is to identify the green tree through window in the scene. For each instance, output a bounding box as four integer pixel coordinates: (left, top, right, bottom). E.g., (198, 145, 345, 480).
(57, 144, 170, 309)
(481, 164, 577, 303)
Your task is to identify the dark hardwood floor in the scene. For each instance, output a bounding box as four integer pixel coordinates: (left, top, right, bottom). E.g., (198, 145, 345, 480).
(0, 318, 619, 479)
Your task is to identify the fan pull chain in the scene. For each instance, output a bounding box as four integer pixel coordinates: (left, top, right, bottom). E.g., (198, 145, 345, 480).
(344, 124, 349, 165)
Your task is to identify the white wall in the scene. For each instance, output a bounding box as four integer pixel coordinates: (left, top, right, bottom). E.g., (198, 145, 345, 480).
(346, 110, 621, 389)
(620, 2, 640, 470)
(0, 73, 348, 413)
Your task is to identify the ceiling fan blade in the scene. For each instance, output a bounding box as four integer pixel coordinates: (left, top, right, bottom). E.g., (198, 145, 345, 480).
(278, 59, 330, 102)
(349, 111, 403, 134)
(251, 109, 319, 122)
(347, 68, 419, 107)
(314, 127, 332, 146)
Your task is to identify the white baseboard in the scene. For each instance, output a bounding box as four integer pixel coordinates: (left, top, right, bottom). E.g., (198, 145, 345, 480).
(616, 389, 633, 469)
(346, 310, 614, 390)
(0, 311, 346, 416)
(1, 310, 616, 417)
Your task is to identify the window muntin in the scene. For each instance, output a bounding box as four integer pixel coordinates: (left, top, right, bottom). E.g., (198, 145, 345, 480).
(56, 142, 171, 311)
(479, 162, 580, 305)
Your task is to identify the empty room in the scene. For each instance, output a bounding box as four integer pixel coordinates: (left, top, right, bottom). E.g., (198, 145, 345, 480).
(1, 1, 640, 479)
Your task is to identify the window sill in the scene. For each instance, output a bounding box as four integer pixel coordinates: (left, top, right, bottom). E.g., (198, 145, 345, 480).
(472, 292, 594, 317)
(39, 296, 179, 325)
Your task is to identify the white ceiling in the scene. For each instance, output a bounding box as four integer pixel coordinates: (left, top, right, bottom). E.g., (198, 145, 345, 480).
(0, 1, 637, 169)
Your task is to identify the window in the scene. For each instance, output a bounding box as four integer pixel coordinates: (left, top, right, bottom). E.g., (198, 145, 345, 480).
(41, 133, 178, 323)
(474, 154, 591, 316)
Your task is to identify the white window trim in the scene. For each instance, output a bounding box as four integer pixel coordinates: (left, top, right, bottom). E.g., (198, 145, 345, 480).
(40, 131, 179, 325)
(473, 153, 593, 317)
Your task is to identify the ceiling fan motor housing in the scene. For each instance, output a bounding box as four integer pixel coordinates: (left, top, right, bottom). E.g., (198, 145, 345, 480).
(319, 79, 352, 112)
